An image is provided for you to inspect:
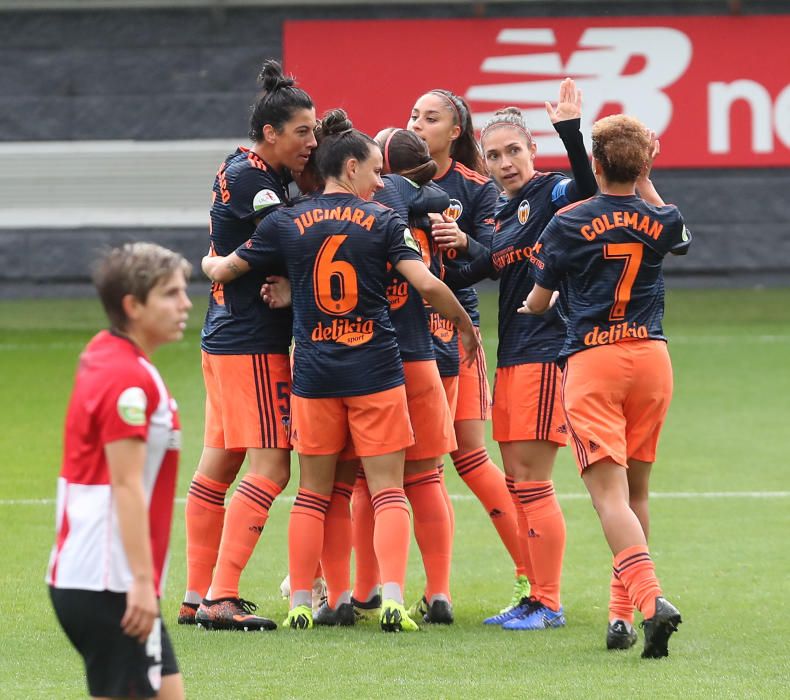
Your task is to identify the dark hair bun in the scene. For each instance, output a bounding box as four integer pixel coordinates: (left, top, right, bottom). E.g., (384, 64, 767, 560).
(494, 106, 523, 118)
(257, 59, 295, 92)
(321, 108, 353, 136)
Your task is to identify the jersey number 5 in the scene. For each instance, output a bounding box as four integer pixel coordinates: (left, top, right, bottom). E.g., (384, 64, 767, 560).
(313, 235, 359, 316)
(603, 242, 643, 321)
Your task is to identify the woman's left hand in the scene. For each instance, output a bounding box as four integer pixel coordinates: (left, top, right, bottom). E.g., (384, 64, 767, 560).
(545, 77, 582, 124)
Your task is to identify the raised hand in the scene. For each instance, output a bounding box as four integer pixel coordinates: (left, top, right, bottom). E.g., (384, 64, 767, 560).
(545, 77, 583, 124)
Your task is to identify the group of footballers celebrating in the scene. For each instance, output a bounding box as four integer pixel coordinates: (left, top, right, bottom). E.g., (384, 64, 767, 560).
(180, 59, 690, 656)
(47, 56, 693, 698)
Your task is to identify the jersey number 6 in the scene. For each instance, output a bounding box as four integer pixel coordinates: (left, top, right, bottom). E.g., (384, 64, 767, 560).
(603, 242, 643, 321)
(313, 235, 359, 316)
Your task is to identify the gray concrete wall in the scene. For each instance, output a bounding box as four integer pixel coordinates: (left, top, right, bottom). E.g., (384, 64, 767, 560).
(0, 2, 787, 290)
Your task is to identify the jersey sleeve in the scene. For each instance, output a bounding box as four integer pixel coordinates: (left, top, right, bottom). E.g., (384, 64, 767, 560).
(373, 178, 409, 220)
(469, 180, 498, 251)
(227, 165, 284, 222)
(531, 216, 568, 290)
(383, 210, 425, 267)
(96, 372, 158, 446)
(411, 183, 451, 217)
(552, 119, 597, 209)
(235, 212, 285, 269)
(664, 207, 692, 256)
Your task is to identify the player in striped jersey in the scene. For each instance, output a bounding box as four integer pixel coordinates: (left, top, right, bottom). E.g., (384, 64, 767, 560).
(184, 60, 317, 632)
(48, 243, 190, 699)
(203, 112, 479, 632)
(524, 115, 689, 657)
(406, 88, 529, 615)
(347, 128, 457, 624)
(444, 79, 597, 629)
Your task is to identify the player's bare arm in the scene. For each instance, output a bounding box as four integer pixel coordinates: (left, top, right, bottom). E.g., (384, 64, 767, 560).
(396, 258, 480, 366)
(201, 252, 250, 284)
(519, 285, 558, 315)
(105, 437, 158, 643)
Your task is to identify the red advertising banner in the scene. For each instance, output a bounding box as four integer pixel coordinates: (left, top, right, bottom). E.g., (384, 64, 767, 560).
(284, 15, 790, 168)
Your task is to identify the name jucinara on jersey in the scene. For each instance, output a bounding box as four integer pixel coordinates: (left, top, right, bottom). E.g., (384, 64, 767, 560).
(294, 206, 376, 235)
(581, 211, 664, 241)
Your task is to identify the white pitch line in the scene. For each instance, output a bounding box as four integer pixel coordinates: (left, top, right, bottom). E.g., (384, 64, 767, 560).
(2, 335, 789, 353)
(4, 491, 789, 506)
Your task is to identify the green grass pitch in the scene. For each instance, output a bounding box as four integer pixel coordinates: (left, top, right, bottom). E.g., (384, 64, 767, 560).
(1, 287, 789, 698)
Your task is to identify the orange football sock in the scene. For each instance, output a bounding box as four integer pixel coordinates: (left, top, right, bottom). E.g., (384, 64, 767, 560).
(405, 469, 452, 601)
(289, 488, 331, 606)
(184, 472, 229, 600)
(454, 448, 525, 575)
(437, 463, 455, 537)
(516, 481, 566, 611)
(371, 487, 411, 603)
(609, 570, 634, 624)
(322, 483, 353, 609)
(208, 473, 281, 600)
(351, 473, 379, 602)
(613, 545, 662, 619)
(506, 476, 535, 584)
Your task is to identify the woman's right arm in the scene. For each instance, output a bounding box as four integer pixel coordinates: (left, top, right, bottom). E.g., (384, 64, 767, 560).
(202, 252, 251, 284)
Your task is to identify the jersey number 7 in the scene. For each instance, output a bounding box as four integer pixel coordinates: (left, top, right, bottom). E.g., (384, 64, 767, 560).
(313, 235, 359, 316)
(603, 242, 643, 321)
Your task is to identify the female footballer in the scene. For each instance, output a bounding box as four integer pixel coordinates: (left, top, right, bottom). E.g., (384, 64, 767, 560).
(405, 88, 529, 614)
(183, 60, 317, 632)
(523, 114, 690, 657)
(203, 112, 479, 632)
(445, 78, 597, 629)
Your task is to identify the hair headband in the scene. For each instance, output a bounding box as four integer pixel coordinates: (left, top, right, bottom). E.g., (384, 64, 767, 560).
(430, 90, 464, 125)
(480, 120, 533, 144)
(382, 130, 397, 173)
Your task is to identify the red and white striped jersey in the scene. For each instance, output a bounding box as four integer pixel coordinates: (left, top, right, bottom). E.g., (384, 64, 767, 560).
(46, 331, 180, 596)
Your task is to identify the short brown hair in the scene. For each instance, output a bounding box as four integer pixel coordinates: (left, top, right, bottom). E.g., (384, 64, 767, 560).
(93, 242, 191, 330)
(591, 114, 650, 184)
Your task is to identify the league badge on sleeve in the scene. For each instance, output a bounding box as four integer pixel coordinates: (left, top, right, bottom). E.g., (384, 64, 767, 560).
(253, 189, 281, 212)
(518, 200, 531, 225)
(403, 228, 421, 253)
(117, 387, 147, 426)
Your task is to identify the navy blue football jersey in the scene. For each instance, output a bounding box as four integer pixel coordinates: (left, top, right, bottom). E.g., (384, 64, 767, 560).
(374, 175, 449, 363)
(235, 192, 424, 398)
(429, 160, 497, 375)
(444, 119, 597, 367)
(201, 147, 293, 355)
(532, 193, 691, 362)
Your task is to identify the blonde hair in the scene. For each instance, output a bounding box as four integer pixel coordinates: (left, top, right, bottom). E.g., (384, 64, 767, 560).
(480, 107, 533, 146)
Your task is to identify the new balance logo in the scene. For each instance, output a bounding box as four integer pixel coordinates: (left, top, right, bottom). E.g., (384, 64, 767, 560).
(489, 508, 505, 519)
(466, 27, 692, 155)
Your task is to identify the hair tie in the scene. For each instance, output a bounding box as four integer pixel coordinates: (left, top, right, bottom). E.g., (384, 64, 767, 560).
(430, 90, 463, 125)
(383, 130, 397, 173)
